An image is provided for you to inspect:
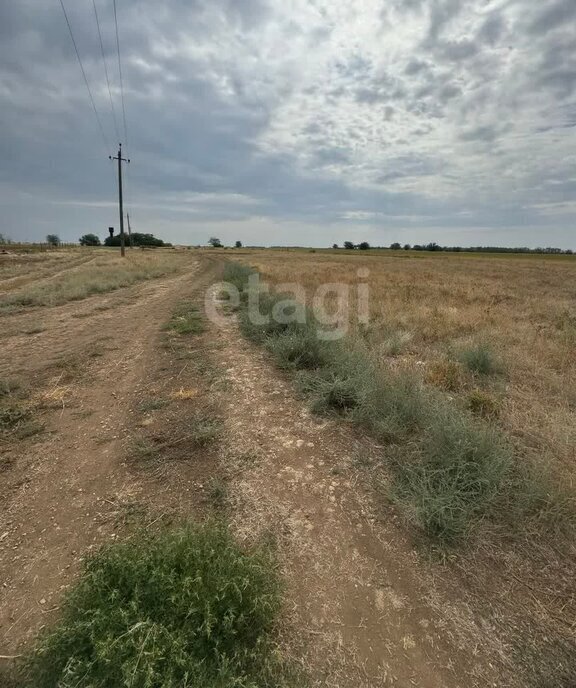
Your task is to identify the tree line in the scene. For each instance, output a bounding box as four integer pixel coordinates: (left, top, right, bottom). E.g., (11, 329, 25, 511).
(332, 241, 574, 255)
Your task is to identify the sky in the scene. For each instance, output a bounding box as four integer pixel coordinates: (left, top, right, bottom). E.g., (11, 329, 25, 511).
(0, 0, 575, 248)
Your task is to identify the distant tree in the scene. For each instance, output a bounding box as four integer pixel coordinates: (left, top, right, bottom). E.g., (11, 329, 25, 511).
(234, 240, 242, 248)
(104, 232, 169, 247)
(332, 243, 339, 249)
(403, 243, 411, 250)
(566, 249, 574, 255)
(358, 241, 370, 250)
(343, 241, 355, 250)
(0, 233, 12, 245)
(46, 234, 60, 247)
(390, 242, 401, 250)
(208, 237, 223, 248)
(79, 233, 101, 246)
(426, 242, 440, 251)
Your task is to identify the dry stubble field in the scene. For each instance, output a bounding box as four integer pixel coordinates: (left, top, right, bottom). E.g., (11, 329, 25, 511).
(1, 246, 575, 687)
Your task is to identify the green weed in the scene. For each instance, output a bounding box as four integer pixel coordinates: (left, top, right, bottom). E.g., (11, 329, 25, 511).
(165, 302, 205, 335)
(23, 522, 292, 688)
(138, 398, 169, 412)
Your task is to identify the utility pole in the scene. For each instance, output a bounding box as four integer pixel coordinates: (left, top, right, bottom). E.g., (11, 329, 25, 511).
(109, 143, 130, 257)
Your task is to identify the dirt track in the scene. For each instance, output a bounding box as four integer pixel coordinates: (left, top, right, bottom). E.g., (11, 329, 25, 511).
(0, 257, 222, 652)
(0, 255, 530, 685)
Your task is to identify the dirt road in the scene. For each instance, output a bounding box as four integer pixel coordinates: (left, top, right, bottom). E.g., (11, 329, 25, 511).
(0, 256, 222, 652)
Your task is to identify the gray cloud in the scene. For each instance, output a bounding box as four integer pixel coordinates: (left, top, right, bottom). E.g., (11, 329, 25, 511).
(0, 0, 575, 248)
(477, 14, 506, 46)
(527, 0, 576, 36)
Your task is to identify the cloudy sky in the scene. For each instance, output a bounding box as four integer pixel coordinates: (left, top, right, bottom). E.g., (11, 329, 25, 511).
(1, 0, 575, 247)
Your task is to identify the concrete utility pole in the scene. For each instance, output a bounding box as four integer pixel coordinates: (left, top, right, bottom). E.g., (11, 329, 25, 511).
(109, 143, 130, 257)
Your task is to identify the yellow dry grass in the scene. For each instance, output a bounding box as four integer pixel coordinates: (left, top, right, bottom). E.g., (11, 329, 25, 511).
(0, 249, 191, 310)
(170, 387, 199, 400)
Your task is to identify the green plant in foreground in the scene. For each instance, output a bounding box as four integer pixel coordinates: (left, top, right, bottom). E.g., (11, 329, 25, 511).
(24, 522, 290, 688)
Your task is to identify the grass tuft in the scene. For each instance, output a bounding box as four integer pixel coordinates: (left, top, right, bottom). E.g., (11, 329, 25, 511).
(467, 388, 501, 418)
(23, 522, 292, 688)
(265, 328, 329, 370)
(189, 413, 223, 447)
(165, 302, 205, 335)
(0, 405, 31, 431)
(391, 413, 512, 541)
(460, 342, 500, 376)
(0, 379, 20, 398)
(138, 398, 169, 412)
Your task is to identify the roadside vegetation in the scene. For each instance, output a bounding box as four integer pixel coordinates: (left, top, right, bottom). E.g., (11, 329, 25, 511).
(22, 522, 292, 688)
(0, 252, 189, 311)
(164, 301, 205, 335)
(224, 262, 574, 544)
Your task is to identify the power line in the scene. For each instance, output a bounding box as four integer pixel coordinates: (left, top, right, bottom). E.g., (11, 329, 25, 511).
(92, 0, 119, 141)
(58, 0, 109, 153)
(113, 0, 129, 149)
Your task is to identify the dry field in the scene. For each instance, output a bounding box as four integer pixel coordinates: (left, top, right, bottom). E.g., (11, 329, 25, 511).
(243, 249, 576, 488)
(1, 246, 575, 687)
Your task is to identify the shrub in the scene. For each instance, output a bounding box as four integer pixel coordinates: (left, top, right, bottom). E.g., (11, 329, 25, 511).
(392, 414, 512, 541)
(24, 523, 289, 688)
(238, 292, 302, 343)
(353, 371, 428, 443)
(297, 368, 364, 413)
(222, 262, 254, 292)
(265, 329, 328, 370)
(460, 343, 499, 376)
(79, 233, 101, 246)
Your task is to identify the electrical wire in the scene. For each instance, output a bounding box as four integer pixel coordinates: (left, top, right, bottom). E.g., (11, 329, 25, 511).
(58, 0, 110, 153)
(113, 0, 129, 149)
(92, 0, 120, 142)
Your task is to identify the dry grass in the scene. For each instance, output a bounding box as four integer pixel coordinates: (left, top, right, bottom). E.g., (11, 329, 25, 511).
(0, 251, 93, 294)
(0, 250, 190, 310)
